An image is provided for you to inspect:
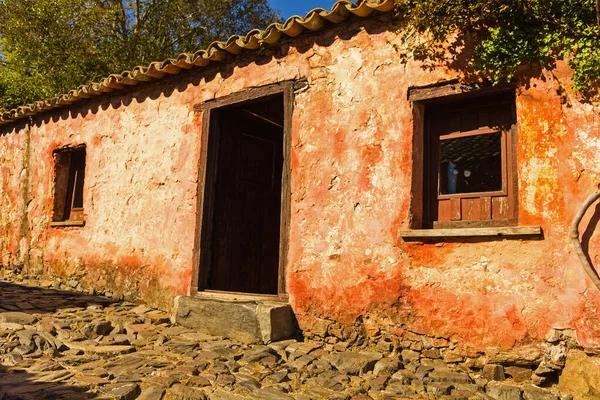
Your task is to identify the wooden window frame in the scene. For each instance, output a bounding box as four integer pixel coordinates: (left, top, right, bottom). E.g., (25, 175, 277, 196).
(50, 145, 86, 227)
(65, 149, 86, 221)
(190, 81, 295, 300)
(409, 83, 519, 230)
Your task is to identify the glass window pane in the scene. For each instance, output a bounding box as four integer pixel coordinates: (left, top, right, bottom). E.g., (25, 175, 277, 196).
(439, 132, 502, 195)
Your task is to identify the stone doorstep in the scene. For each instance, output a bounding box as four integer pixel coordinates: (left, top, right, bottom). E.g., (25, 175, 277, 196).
(173, 295, 296, 344)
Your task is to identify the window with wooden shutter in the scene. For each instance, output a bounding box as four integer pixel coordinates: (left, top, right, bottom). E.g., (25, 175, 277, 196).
(423, 92, 517, 228)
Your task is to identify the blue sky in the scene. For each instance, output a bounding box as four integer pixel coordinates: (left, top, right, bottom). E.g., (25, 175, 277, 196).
(268, 0, 339, 19)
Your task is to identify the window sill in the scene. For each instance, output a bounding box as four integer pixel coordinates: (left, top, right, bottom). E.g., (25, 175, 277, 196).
(399, 226, 541, 238)
(50, 220, 85, 227)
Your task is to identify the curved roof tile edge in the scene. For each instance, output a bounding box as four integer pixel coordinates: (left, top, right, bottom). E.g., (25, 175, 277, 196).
(0, 0, 395, 126)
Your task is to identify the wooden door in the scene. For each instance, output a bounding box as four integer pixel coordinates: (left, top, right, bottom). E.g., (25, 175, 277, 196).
(208, 108, 283, 294)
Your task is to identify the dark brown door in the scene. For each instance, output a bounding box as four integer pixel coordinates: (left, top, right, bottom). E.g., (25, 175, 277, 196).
(208, 108, 283, 294)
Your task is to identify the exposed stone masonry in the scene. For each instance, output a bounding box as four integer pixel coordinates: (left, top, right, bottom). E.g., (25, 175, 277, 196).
(4, 262, 142, 304)
(1, 278, 594, 399)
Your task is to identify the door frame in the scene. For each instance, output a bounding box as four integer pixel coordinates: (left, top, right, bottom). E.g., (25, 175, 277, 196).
(191, 81, 294, 299)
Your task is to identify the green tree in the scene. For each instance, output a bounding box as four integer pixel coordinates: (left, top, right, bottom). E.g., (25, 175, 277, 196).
(396, 0, 600, 97)
(0, 0, 279, 111)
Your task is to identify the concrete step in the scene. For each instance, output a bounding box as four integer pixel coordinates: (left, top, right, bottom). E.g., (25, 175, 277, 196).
(172, 295, 296, 344)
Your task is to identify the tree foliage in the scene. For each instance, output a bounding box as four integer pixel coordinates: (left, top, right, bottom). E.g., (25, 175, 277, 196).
(0, 0, 279, 111)
(396, 0, 600, 97)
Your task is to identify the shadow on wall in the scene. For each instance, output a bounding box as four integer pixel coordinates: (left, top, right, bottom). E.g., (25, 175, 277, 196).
(0, 281, 113, 315)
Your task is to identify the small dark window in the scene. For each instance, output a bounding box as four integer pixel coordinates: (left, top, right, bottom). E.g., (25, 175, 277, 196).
(52, 146, 86, 223)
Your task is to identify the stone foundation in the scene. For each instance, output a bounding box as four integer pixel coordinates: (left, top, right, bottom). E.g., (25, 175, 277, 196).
(0, 260, 173, 310)
(173, 296, 297, 344)
(300, 315, 600, 397)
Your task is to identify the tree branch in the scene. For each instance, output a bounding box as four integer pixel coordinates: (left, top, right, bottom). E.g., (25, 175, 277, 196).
(136, 0, 141, 26)
(139, 0, 158, 26)
(170, 25, 207, 48)
(118, 0, 128, 39)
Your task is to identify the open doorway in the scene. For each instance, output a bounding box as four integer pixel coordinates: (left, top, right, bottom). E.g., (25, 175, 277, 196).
(198, 91, 288, 296)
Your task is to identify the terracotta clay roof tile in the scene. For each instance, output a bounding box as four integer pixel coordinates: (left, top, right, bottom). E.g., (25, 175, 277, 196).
(0, 0, 394, 126)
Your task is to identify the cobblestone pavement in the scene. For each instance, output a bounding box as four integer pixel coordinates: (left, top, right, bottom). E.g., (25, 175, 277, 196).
(0, 280, 568, 400)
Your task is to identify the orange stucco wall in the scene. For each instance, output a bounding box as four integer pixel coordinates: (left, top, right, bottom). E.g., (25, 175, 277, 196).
(1, 16, 599, 350)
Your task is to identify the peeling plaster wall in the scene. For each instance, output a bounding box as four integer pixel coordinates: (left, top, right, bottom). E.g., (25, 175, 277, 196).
(1, 86, 202, 309)
(1, 16, 599, 350)
(0, 123, 29, 269)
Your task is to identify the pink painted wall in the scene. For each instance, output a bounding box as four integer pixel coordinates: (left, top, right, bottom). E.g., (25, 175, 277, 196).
(1, 16, 599, 350)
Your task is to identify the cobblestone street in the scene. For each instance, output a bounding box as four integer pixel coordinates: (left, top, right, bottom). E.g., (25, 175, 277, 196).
(0, 280, 570, 400)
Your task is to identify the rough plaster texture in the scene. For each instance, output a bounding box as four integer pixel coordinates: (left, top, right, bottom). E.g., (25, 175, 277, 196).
(1, 16, 600, 352)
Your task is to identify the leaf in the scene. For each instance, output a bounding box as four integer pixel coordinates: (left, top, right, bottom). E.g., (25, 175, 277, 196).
(395, 0, 600, 98)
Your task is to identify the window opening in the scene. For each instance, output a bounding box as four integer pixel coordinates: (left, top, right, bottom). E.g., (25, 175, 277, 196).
(422, 92, 517, 228)
(52, 146, 86, 223)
